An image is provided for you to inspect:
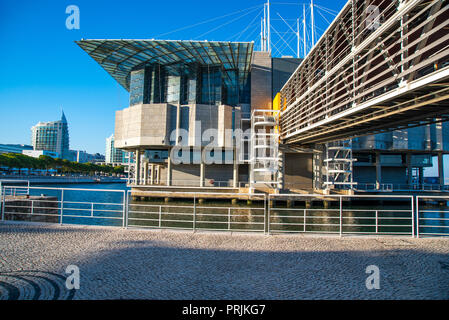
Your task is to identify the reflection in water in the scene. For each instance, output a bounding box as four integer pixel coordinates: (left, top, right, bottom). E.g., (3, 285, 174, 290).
(128, 199, 265, 232)
(269, 201, 417, 235)
(418, 202, 449, 236)
(15, 184, 127, 227)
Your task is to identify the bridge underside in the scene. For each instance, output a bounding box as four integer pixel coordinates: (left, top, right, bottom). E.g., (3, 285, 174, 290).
(279, 0, 449, 147)
(285, 77, 449, 145)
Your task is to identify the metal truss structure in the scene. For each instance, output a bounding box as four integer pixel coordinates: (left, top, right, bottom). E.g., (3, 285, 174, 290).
(324, 140, 356, 191)
(249, 110, 281, 190)
(279, 0, 449, 146)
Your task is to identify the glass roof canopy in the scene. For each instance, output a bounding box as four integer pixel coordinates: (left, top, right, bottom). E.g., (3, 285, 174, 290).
(76, 39, 254, 92)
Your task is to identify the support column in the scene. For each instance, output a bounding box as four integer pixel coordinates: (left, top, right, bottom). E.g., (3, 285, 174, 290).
(143, 162, 148, 185)
(167, 152, 172, 187)
(233, 148, 239, 188)
(155, 166, 160, 184)
(406, 153, 412, 186)
(150, 164, 154, 185)
(438, 152, 444, 187)
(200, 163, 205, 188)
(277, 149, 285, 192)
(200, 148, 205, 188)
(419, 167, 424, 187)
(313, 146, 324, 192)
(375, 152, 382, 190)
(135, 149, 141, 185)
(175, 103, 181, 146)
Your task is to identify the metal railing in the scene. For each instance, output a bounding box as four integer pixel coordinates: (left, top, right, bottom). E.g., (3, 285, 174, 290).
(128, 179, 237, 188)
(1, 185, 448, 238)
(268, 194, 415, 237)
(355, 183, 393, 192)
(356, 183, 449, 192)
(416, 196, 449, 237)
(0, 180, 30, 197)
(1, 186, 126, 227)
(126, 191, 266, 233)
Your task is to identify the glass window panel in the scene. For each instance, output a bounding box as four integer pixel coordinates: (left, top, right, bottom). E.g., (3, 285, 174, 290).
(129, 69, 145, 106)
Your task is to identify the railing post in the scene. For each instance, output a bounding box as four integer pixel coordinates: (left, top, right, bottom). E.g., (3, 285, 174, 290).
(1, 185, 5, 222)
(411, 196, 415, 238)
(303, 209, 307, 233)
(339, 196, 343, 237)
(375, 210, 378, 234)
(193, 194, 196, 232)
(123, 191, 127, 229)
(31, 200, 34, 215)
(416, 196, 420, 239)
(158, 205, 162, 228)
(228, 207, 231, 231)
(91, 203, 94, 217)
(267, 195, 271, 235)
(60, 189, 64, 225)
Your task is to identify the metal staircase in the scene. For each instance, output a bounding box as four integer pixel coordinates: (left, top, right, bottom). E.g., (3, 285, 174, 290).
(249, 109, 281, 191)
(323, 140, 356, 191)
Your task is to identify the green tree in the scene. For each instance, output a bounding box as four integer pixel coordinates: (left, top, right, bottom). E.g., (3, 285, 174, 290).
(0, 153, 119, 177)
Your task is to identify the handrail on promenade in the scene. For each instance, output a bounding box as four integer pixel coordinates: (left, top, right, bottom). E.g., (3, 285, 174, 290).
(125, 190, 267, 233)
(355, 183, 449, 192)
(0, 180, 30, 198)
(416, 195, 449, 238)
(1, 185, 126, 227)
(1, 185, 448, 238)
(267, 193, 415, 237)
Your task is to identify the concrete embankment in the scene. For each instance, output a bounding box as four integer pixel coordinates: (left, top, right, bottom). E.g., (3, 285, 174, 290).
(2, 195, 59, 223)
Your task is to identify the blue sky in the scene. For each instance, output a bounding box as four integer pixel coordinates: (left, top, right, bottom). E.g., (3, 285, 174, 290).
(0, 0, 346, 154)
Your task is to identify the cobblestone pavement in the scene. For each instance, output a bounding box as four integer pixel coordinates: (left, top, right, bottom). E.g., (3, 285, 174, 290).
(0, 222, 448, 300)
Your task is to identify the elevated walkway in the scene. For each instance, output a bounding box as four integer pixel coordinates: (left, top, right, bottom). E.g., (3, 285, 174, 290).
(279, 0, 449, 145)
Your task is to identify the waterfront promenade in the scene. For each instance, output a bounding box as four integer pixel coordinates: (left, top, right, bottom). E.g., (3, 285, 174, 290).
(0, 222, 448, 300)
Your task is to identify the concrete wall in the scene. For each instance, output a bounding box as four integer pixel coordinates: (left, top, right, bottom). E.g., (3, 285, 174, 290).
(284, 153, 313, 189)
(188, 104, 236, 147)
(158, 163, 234, 186)
(115, 103, 173, 149)
(272, 57, 302, 100)
(116, 103, 238, 150)
(217, 105, 234, 148)
(204, 164, 234, 183)
(251, 51, 272, 110)
(238, 164, 249, 184)
(250, 54, 302, 109)
(189, 104, 218, 147)
(353, 167, 376, 184)
(353, 166, 408, 185)
(171, 164, 200, 183)
(381, 167, 408, 184)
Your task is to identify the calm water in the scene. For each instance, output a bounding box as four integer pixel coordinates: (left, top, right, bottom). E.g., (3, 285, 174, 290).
(23, 183, 129, 226)
(9, 183, 448, 236)
(33, 183, 129, 191)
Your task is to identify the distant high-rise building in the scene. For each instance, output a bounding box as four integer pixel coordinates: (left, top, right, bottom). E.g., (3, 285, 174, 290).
(105, 134, 128, 165)
(31, 112, 70, 159)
